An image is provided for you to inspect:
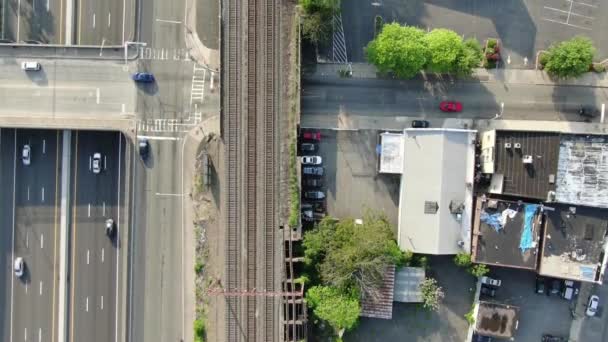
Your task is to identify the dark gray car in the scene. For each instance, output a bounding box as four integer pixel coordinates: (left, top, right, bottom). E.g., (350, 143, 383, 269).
(303, 166, 324, 176)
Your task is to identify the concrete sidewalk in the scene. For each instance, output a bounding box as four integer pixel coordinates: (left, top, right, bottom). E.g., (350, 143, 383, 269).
(312, 63, 608, 88)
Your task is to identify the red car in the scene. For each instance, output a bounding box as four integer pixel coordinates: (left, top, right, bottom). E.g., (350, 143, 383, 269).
(302, 131, 321, 141)
(440, 101, 462, 112)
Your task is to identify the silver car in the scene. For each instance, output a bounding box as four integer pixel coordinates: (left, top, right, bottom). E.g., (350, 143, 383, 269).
(14, 257, 24, 278)
(92, 153, 102, 174)
(22, 145, 31, 165)
(301, 156, 322, 165)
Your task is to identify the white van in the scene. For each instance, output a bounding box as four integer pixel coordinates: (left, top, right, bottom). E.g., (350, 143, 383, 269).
(21, 61, 41, 71)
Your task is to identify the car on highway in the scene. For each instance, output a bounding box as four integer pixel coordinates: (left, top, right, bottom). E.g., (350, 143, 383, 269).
(481, 276, 501, 287)
(440, 101, 463, 112)
(92, 153, 102, 174)
(302, 166, 324, 176)
(301, 143, 317, 153)
(22, 144, 31, 165)
(105, 218, 115, 237)
(21, 61, 41, 71)
(586, 295, 600, 317)
(303, 191, 325, 201)
(302, 131, 321, 141)
(14, 257, 24, 278)
(411, 120, 430, 128)
(139, 138, 150, 159)
(132, 72, 155, 83)
(301, 156, 322, 165)
(480, 286, 496, 297)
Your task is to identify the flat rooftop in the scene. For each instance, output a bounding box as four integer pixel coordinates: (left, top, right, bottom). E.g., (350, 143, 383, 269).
(472, 197, 541, 270)
(476, 301, 520, 339)
(539, 203, 608, 282)
(494, 131, 560, 200)
(556, 134, 608, 208)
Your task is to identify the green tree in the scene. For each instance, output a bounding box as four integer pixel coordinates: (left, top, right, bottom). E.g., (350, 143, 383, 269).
(424, 28, 464, 73)
(300, 0, 340, 15)
(456, 38, 483, 76)
(419, 277, 445, 311)
(306, 285, 360, 337)
(194, 318, 205, 342)
(453, 252, 472, 268)
(365, 23, 428, 79)
(301, 12, 331, 45)
(303, 212, 403, 298)
(469, 264, 489, 278)
(545, 36, 595, 78)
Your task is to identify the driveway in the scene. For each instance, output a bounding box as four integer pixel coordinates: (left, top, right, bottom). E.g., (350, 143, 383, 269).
(341, 0, 608, 68)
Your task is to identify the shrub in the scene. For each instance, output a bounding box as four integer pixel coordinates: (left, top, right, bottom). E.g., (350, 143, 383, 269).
(453, 252, 472, 268)
(195, 261, 204, 275)
(593, 63, 606, 73)
(419, 277, 445, 311)
(545, 36, 595, 78)
(469, 264, 489, 278)
(194, 318, 206, 342)
(464, 305, 475, 324)
(487, 39, 497, 49)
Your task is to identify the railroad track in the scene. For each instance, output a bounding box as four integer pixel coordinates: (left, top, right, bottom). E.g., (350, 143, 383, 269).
(224, 0, 279, 339)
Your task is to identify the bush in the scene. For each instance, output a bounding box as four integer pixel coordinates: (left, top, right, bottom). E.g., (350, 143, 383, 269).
(487, 39, 497, 49)
(195, 261, 204, 275)
(593, 63, 606, 73)
(545, 36, 595, 78)
(453, 252, 472, 268)
(194, 318, 206, 342)
(419, 277, 445, 311)
(538, 52, 549, 68)
(469, 264, 489, 278)
(464, 305, 475, 325)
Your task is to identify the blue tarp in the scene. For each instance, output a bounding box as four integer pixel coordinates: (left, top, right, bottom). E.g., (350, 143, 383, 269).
(480, 211, 502, 232)
(520, 204, 538, 252)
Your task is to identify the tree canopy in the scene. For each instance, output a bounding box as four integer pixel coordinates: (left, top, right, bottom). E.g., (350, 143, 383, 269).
(544, 36, 595, 79)
(305, 285, 360, 336)
(299, 0, 339, 15)
(424, 29, 464, 73)
(365, 23, 428, 79)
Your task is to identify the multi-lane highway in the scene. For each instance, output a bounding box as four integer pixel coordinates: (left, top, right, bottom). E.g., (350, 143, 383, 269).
(1, 0, 65, 43)
(0, 128, 61, 342)
(77, 0, 135, 45)
(69, 131, 125, 342)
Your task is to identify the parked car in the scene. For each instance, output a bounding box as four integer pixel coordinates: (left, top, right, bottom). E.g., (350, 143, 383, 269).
(562, 280, 579, 300)
(302, 166, 324, 176)
(542, 334, 567, 342)
(579, 105, 597, 118)
(411, 120, 430, 128)
(481, 276, 501, 287)
(535, 276, 546, 294)
(92, 153, 102, 174)
(132, 72, 155, 83)
(22, 145, 31, 165)
(301, 202, 325, 213)
(139, 138, 150, 159)
(301, 156, 322, 165)
(472, 333, 492, 342)
(480, 286, 496, 297)
(303, 191, 325, 201)
(302, 209, 325, 221)
(301, 143, 317, 153)
(303, 178, 323, 187)
(586, 295, 600, 317)
(21, 61, 41, 71)
(548, 279, 561, 296)
(440, 101, 463, 112)
(14, 257, 24, 278)
(105, 218, 115, 237)
(302, 131, 321, 141)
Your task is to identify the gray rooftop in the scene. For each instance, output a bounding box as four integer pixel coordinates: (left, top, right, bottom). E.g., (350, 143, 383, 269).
(539, 203, 608, 282)
(494, 131, 560, 199)
(556, 134, 608, 208)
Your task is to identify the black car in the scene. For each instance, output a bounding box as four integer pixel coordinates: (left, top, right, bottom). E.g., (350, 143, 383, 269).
(302, 202, 325, 214)
(139, 138, 149, 159)
(535, 276, 546, 294)
(548, 279, 561, 296)
(303, 191, 325, 201)
(480, 286, 496, 297)
(303, 178, 323, 187)
(411, 120, 430, 128)
(472, 333, 492, 342)
(542, 334, 567, 342)
(301, 143, 317, 153)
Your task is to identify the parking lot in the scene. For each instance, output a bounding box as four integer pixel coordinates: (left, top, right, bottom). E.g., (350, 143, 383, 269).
(340, 0, 608, 67)
(300, 129, 399, 230)
(483, 267, 574, 341)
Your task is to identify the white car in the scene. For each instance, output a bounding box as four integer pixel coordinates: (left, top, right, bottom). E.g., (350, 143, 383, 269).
(92, 153, 102, 174)
(481, 276, 502, 287)
(301, 156, 322, 165)
(586, 295, 600, 317)
(21, 61, 40, 71)
(22, 145, 31, 165)
(14, 257, 24, 278)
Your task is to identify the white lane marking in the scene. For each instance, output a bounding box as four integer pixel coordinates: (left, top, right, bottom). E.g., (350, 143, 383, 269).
(108, 12, 111, 27)
(40, 234, 43, 249)
(570, 0, 597, 8)
(86, 297, 89, 312)
(102, 202, 106, 216)
(104, 156, 107, 170)
(11, 129, 16, 342)
(25, 282, 28, 294)
(38, 328, 41, 342)
(17, 0, 21, 42)
(155, 18, 182, 24)
(87, 250, 90, 265)
(46, 0, 49, 11)
(543, 18, 592, 30)
(544, 6, 595, 19)
(42, 139, 46, 154)
(93, 13, 96, 28)
(27, 186, 30, 201)
(602, 103, 605, 123)
(121, 104, 125, 113)
(101, 248, 104, 263)
(39, 281, 42, 295)
(116, 133, 122, 342)
(136, 135, 180, 141)
(101, 295, 104, 310)
(88, 203, 91, 217)
(24, 327, 27, 341)
(41, 187, 45, 202)
(155, 193, 183, 197)
(96, 88, 100, 104)
(89, 156, 92, 170)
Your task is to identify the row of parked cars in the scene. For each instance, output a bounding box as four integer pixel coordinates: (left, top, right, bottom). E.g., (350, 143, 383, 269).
(299, 131, 326, 223)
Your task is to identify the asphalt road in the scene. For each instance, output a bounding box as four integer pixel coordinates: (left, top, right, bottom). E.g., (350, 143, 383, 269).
(0, 129, 61, 342)
(69, 131, 124, 342)
(1, 0, 65, 44)
(76, 0, 134, 45)
(0, 58, 136, 119)
(301, 76, 608, 128)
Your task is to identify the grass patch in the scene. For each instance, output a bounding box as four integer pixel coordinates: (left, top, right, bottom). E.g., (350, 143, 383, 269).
(195, 260, 204, 275)
(194, 317, 206, 342)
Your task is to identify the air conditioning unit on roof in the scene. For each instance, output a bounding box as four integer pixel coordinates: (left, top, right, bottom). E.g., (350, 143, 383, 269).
(514, 142, 522, 149)
(504, 142, 512, 149)
(523, 155, 533, 164)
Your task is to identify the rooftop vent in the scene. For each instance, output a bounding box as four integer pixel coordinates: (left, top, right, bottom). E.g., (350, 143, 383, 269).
(523, 155, 533, 164)
(514, 142, 522, 149)
(504, 142, 512, 149)
(424, 201, 439, 214)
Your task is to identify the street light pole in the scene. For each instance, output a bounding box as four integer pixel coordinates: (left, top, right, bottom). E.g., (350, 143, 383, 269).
(493, 102, 505, 120)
